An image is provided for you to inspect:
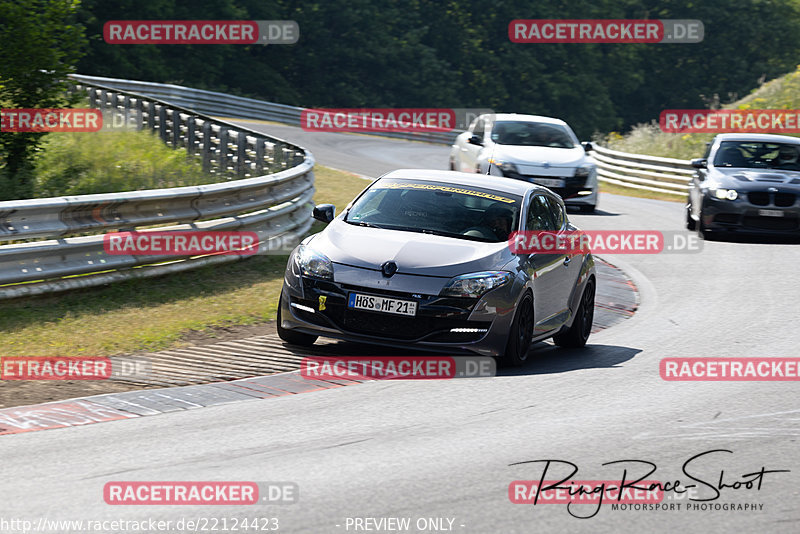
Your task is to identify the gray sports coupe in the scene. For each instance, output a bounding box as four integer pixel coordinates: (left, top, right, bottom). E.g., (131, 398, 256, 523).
(277, 169, 596, 366)
(687, 133, 800, 237)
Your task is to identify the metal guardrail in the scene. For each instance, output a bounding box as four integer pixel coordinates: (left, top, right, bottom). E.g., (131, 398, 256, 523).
(590, 144, 692, 196)
(68, 74, 463, 145)
(0, 80, 315, 300)
(68, 75, 693, 193)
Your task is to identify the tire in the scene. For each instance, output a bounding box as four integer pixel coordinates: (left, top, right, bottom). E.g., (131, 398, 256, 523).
(578, 204, 596, 214)
(499, 293, 534, 367)
(276, 295, 318, 346)
(554, 279, 595, 348)
(686, 203, 697, 231)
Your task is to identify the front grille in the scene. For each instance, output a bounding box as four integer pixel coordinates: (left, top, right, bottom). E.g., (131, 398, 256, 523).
(748, 192, 770, 206)
(296, 279, 485, 341)
(742, 216, 799, 231)
(775, 193, 796, 207)
(338, 310, 488, 341)
(499, 169, 589, 199)
(714, 213, 739, 224)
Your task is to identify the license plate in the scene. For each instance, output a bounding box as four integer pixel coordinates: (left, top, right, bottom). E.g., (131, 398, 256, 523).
(348, 293, 417, 317)
(532, 178, 565, 188)
(758, 209, 784, 217)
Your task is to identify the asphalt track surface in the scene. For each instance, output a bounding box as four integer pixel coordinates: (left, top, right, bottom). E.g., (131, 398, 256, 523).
(2, 124, 800, 533)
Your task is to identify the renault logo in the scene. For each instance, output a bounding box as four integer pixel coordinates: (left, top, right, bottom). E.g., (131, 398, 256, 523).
(542, 162, 551, 169)
(381, 261, 398, 277)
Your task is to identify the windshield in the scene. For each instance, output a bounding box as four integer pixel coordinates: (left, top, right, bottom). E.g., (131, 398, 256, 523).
(344, 179, 522, 242)
(713, 141, 800, 170)
(490, 121, 576, 148)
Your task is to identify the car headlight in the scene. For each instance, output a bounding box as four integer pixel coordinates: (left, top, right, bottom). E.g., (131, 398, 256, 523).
(574, 165, 592, 178)
(711, 188, 738, 200)
(488, 158, 518, 174)
(440, 271, 513, 298)
(294, 245, 334, 280)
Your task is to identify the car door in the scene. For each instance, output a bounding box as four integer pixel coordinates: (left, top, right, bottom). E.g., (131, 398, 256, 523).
(459, 117, 486, 172)
(543, 193, 583, 323)
(521, 193, 570, 333)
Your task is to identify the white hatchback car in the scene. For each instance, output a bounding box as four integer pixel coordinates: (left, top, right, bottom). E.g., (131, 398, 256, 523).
(449, 113, 598, 212)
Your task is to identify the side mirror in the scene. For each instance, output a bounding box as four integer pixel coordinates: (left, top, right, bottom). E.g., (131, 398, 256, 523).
(691, 158, 707, 169)
(312, 203, 336, 223)
(467, 134, 483, 146)
(582, 141, 593, 153)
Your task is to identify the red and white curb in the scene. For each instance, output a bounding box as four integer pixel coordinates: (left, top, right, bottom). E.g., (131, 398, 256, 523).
(0, 258, 636, 437)
(0, 372, 366, 436)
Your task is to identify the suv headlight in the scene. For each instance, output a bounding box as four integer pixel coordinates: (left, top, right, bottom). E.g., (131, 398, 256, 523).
(488, 158, 518, 174)
(294, 245, 334, 280)
(574, 165, 592, 178)
(711, 188, 738, 200)
(440, 271, 513, 298)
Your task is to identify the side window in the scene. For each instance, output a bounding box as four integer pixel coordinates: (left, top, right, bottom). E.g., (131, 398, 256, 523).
(545, 196, 565, 230)
(472, 119, 485, 139)
(525, 195, 556, 231)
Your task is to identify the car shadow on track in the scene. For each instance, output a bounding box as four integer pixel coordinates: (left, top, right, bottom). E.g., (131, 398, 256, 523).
(498, 342, 641, 376)
(702, 233, 800, 245)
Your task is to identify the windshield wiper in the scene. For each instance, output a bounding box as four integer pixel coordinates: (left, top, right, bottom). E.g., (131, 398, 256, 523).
(346, 220, 385, 229)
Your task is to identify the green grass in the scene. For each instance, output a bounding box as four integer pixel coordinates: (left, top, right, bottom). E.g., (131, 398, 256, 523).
(0, 166, 370, 357)
(32, 130, 217, 196)
(599, 181, 684, 203)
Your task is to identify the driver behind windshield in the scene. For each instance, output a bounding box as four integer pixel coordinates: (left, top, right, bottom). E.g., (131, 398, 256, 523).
(463, 203, 513, 241)
(775, 145, 800, 170)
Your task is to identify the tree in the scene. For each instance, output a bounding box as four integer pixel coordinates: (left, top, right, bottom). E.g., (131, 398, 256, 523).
(0, 0, 86, 199)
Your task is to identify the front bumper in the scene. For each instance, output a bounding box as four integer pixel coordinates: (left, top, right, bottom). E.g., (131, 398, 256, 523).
(498, 168, 597, 205)
(279, 271, 521, 357)
(702, 191, 800, 234)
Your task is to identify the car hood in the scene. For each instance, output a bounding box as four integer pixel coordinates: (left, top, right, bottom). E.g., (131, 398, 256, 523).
(711, 168, 800, 190)
(308, 219, 512, 278)
(492, 145, 586, 167)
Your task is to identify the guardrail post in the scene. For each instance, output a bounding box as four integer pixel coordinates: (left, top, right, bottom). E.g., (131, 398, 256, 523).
(255, 139, 266, 175)
(273, 143, 284, 171)
(201, 121, 213, 172)
(88, 87, 97, 108)
(218, 127, 229, 176)
(134, 98, 144, 130)
(172, 109, 181, 148)
(158, 105, 168, 143)
(148, 101, 157, 133)
(236, 133, 247, 177)
(186, 116, 196, 157)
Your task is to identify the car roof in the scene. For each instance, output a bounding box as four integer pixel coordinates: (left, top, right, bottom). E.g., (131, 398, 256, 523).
(377, 169, 548, 197)
(714, 133, 800, 144)
(482, 113, 569, 126)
